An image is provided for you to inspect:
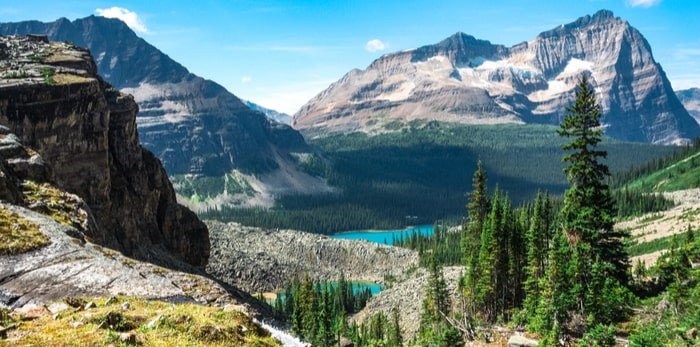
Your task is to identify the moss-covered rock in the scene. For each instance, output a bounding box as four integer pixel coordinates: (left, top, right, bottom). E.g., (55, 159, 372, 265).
(0, 207, 49, 255)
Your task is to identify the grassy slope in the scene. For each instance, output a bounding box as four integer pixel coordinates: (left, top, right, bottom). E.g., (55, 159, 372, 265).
(617, 145, 700, 260)
(0, 296, 279, 347)
(626, 151, 700, 192)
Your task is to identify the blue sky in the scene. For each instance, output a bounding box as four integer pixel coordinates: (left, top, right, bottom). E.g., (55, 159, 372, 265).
(1, 0, 699, 114)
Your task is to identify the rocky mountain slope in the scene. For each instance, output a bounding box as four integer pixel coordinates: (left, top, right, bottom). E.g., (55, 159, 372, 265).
(244, 100, 292, 125)
(206, 221, 419, 293)
(676, 88, 700, 124)
(0, 16, 332, 209)
(0, 36, 283, 344)
(0, 35, 208, 266)
(295, 10, 700, 145)
(0, 118, 268, 320)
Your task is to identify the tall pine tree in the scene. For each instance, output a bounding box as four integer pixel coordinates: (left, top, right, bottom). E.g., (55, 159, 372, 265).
(557, 75, 629, 284)
(461, 161, 489, 320)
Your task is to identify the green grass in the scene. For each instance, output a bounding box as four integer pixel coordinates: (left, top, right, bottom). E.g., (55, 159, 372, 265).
(21, 180, 84, 229)
(0, 207, 49, 256)
(1, 296, 280, 346)
(38, 66, 56, 85)
(628, 235, 676, 257)
(626, 152, 700, 192)
(171, 170, 255, 203)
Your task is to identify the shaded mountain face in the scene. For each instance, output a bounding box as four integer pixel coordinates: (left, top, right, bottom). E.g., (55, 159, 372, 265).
(0, 16, 310, 177)
(0, 16, 332, 208)
(294, 10, 700, 145)
(676, 88, 700, 125)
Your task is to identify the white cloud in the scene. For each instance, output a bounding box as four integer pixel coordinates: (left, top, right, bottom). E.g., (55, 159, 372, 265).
(241, 76, 252, 83)
(626, 0, 662, 8)
(95, 7, 148, 33)
(365, 39, 386, 53)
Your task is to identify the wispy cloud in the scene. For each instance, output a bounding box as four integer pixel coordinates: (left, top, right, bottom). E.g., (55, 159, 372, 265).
(95, 7, 148, 33)
(674, 48, 700, 59)
(365, 39, 386, 53)
(626, 0, 662, 8)
(662, 45, 700, 90)
(241, 76, 252, 83)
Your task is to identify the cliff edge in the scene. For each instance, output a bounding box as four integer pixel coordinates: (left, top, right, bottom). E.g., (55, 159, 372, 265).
(0, 35, 208, 267)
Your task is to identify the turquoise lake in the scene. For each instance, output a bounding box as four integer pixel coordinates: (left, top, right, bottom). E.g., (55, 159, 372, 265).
(330, 224, 434, 245)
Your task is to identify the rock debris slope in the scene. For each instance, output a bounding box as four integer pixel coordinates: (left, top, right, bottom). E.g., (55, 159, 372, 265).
(0, 35, 208, 267)
(206, 221, 419, 293)
(295, 10, 700, 144)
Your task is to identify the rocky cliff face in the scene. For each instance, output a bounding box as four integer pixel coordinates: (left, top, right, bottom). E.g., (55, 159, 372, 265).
(0, 17, 331, 209)
(0, 35, 208, 267)
(676, 88, 700, 125)
(295, 10, 700, 144)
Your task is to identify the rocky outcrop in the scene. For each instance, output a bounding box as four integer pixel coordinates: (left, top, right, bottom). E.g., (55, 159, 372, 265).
(0, 17, 332, 210)
(676, 88, 700, 125)
(0, 116, 277, 336)
(206, 221, 419, 293)
(294, 10, 700, 145)
(352, 266, 464, 341)
(0, 35, 208, 267)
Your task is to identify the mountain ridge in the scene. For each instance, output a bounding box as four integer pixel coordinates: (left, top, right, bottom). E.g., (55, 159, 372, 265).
(0, 16, 332, 209)
(294, 9, 700, 145)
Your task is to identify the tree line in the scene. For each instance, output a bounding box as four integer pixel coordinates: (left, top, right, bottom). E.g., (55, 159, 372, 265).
(270, 273, 405, 347)
(413, 77, 636, 346)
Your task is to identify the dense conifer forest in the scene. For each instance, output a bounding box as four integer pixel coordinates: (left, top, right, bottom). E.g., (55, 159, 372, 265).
(202, 123, 675, 234)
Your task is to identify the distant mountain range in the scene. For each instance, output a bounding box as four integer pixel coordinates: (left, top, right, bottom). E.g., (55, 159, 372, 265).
(294, 10, 700, 145)
(244, 100, 292, 125)
(676, 88, 700, 125)
(0, 16, 332, 208)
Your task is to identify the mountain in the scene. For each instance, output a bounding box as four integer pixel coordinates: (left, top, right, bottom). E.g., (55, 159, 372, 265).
(244, 100, 293, 125)
(0, 35, 208, 266)
(676, 88, 700, 125)
(294, 10, 700, 145)
(0, 16, 331, 209)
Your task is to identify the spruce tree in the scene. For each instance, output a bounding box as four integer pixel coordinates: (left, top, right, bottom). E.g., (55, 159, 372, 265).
(522, 191, 550, 319)
(419, 255, 451, 344)
(462, 160, 489, 269)
(534, 226, 572, 337)
(474, 188, 502, 321)
(389, 307, 403, 347)
(558, 75, 629, 284)
(461, 161, 489, 320)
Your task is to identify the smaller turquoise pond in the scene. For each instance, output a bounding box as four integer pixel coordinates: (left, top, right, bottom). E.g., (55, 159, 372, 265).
(353, 282, 383, 295)
(271, 281, 383, 302)
(330, 225, 434, 245)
